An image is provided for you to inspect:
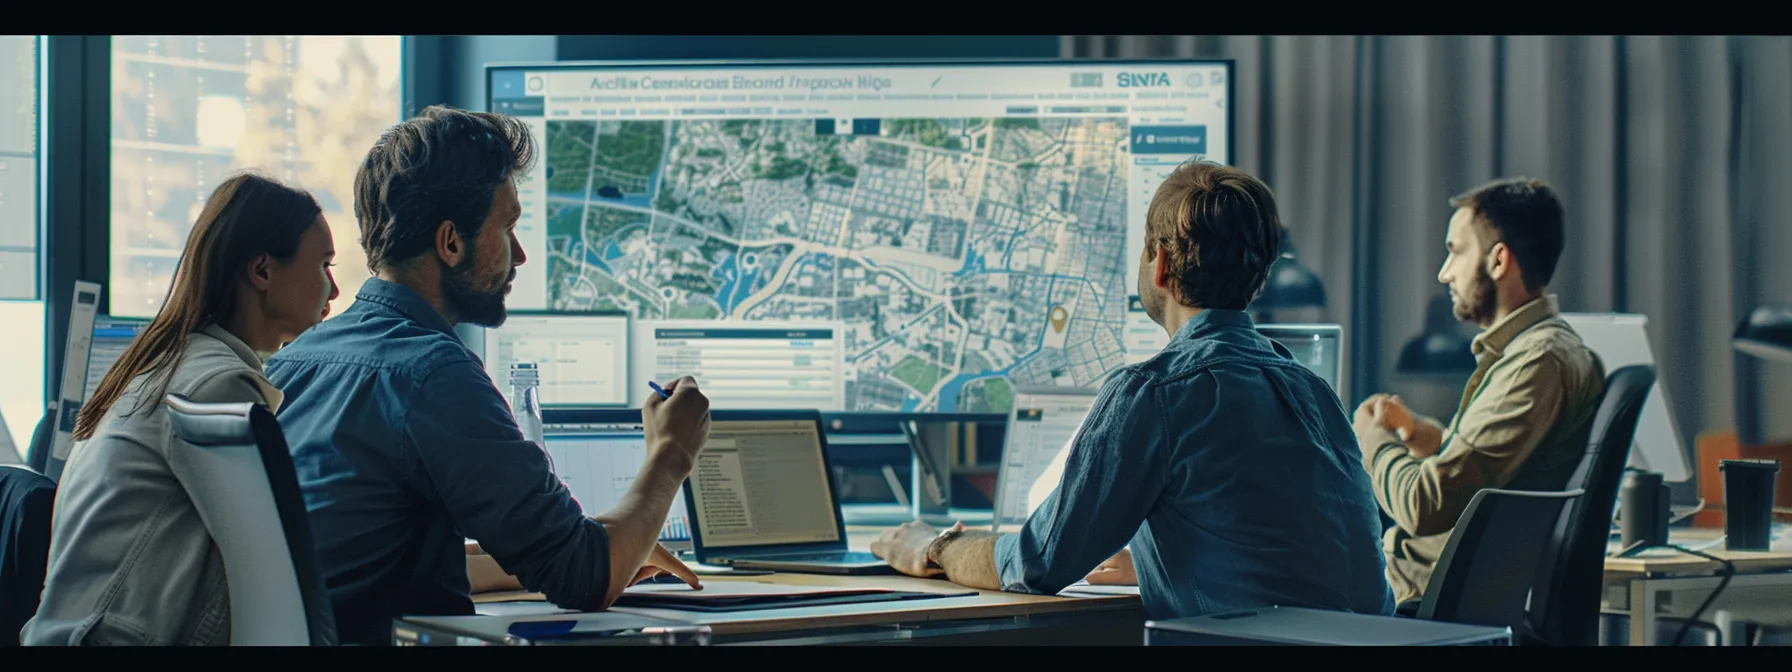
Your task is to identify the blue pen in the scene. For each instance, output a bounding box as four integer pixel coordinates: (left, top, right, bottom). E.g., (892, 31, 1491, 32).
(647, 381, 672, 399)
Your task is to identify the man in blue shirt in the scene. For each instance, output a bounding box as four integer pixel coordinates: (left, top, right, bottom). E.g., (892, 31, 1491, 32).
(872, 160, 1395, 620)
(267, 106, 712, 646)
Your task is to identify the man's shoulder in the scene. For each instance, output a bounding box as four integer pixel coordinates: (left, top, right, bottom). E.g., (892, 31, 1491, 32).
(1130, 330, 1301, 385)
(268, 309, 479, 381)
(1506, 318, 1605, 379)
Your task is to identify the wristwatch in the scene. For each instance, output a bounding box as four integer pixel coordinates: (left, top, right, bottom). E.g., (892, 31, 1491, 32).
(925, 526, 965, 570)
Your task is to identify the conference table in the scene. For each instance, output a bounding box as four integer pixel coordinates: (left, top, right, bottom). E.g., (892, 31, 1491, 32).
(404, 517, 1143, 646)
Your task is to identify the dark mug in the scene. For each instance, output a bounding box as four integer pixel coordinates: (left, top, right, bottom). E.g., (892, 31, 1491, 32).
(1619, 470, 1671, 549)
(1720, 459, 1780, 551)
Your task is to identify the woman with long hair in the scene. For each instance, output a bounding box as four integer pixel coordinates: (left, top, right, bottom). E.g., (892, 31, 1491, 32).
(23, 171, 339, 646)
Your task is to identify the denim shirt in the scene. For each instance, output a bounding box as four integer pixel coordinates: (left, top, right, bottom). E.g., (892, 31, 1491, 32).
(994, 310, 1395, 619)
(265, 278, 609, 647)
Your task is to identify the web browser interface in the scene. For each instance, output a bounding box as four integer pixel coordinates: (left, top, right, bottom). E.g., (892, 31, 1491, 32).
(490, 61, 1231, 411)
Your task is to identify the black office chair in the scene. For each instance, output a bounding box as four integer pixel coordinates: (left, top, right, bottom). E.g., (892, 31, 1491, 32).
(163, 395, 336, 646)
(1146, 488, 1582, 646)
(1524, 364, 1655, 646)
(24, 403, 55, 476)
(1, 465, 55, 646)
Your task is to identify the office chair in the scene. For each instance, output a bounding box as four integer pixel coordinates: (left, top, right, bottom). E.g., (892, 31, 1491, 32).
(1525, 365, 1655, 646)
(0, 465, 54, 646)
(1146, 488, 1582, 646)
(163, 395, 336, 646)
(25, 404, 54, 476)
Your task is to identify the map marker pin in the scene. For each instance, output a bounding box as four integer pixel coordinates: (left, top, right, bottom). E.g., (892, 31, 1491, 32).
(1049, 306, 1068, 333)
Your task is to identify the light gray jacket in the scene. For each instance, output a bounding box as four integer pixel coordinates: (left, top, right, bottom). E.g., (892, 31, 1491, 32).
(22, 325, 281, 646)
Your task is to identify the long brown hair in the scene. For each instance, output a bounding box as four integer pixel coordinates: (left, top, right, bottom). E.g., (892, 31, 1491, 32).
(74, 171, 322, 440)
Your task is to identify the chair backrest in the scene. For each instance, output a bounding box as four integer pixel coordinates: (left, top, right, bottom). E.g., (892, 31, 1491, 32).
(1527, 364, 1656, 646)
(25, 404, 55, 476)
(163, 394, 335, 646)
(1417, 488, 1583, 631)
(0, 465, 54, 646)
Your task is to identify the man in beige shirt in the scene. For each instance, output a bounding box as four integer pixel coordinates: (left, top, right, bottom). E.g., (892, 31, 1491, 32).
(1355, 177, 1605, 606)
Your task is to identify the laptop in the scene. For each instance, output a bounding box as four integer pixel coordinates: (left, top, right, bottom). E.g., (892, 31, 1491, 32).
(682, 410, 890, 575)
(990, 387, 1101, 533)
(536, 409, 694, 552)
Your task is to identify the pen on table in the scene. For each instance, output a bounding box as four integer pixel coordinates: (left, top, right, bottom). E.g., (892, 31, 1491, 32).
(647, 381, 673, 399)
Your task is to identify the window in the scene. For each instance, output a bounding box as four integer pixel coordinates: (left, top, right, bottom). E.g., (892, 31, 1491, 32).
(109, 36, 404, 319)
(0, 35, 42, 457)
(0, 36, 37, 299)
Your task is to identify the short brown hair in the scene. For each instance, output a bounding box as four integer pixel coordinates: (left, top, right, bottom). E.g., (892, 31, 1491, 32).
(1143, 160, 1283, 310)
(355, 105, 536, 274)
(1448, 177, 1565, 292)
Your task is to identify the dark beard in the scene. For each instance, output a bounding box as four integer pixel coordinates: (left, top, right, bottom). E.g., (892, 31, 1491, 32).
(1453, 262, 1499, 327)
(443, 251, 511, 328)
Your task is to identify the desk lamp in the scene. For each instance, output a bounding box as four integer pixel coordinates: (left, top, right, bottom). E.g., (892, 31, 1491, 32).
(1733, 305, 1792, 363)
(1396, 292, 1477, 377)
(1252, 226, 1326, 321)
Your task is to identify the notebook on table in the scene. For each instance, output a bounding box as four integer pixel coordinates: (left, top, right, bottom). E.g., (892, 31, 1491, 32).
(612, 581, 974, 613)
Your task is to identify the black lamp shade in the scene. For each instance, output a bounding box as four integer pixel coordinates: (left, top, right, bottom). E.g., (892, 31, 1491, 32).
(1733, 305, 1792, 363)
(1396, 293, 1477, 375)
(1255, 258, 1327, 311)
(1253, 227, 1326, 312)
(1397, 331, 1478, 374)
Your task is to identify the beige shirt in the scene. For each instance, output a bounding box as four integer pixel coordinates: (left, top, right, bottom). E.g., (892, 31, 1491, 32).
(1358, 295, 1604, 604)
(23, 324, 281, 646)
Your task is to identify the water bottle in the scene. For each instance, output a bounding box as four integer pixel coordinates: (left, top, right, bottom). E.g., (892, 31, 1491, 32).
(509, 362, 543, 447)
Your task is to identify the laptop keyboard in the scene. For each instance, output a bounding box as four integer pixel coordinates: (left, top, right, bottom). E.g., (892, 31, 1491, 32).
(766, 551, 880, 562)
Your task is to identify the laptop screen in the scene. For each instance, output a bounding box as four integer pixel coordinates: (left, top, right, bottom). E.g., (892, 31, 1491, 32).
(991, 387, 1101, 530)
(86, 316, 150, 402)
(541, 419, 690, 544)
(686, 416, 841, 549)
(1257, 324, 1344, 395)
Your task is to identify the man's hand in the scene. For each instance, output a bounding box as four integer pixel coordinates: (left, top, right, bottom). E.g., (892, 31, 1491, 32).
(626, 543, 703, 590)
(1375, 395, 1418, 442)
(869, 520, 946, 578)
(1084, 548, 1137, 585)
(642, 376, 710, 470)
(1353, 393, 1393, 438)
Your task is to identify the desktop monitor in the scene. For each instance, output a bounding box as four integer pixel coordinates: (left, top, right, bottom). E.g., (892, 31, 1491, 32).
(85, 316, 151, 402)
(1258, 324, 1345, 397)
(539, 409, 692, 549)
(483, 312, 630, 409)
(1561, 313, 1694, 482)
(487, 57, 1235, 413)
(629, 320, 846, 411)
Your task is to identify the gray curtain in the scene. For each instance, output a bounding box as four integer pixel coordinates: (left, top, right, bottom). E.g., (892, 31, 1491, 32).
(1063, 35, 1792, 479)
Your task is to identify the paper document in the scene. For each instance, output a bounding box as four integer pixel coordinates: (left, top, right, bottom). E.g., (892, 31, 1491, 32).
(1057, 580, 1141, 597)
(621, 581, 894, 601)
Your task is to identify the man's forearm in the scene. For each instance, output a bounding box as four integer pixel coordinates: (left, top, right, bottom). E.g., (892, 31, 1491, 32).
(934, 531, 1004, 591)
(1409, 416, 1446, 455)
(467, 552, 524, 593)
(592, 448, 693, 606)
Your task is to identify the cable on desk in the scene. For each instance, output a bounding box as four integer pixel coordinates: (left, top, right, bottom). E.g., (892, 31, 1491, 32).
(1610, 539, 1737, 646)
(1667, 544, 1736, 647)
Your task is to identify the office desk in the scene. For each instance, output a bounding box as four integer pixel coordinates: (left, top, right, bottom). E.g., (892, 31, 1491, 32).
(435, 522, 1143, 646)
(1601, 526, 1792, 646)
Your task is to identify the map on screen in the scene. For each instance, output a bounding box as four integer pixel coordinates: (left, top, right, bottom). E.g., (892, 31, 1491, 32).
(494, 61, 1232, 412)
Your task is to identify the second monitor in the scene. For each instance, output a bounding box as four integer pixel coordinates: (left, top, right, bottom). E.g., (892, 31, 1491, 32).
(483, 312, 630, 408)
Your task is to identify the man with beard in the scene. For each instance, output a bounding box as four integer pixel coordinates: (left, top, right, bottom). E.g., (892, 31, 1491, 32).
(1354, 177, 1604, 608)
(870, 160, 1394, 621)
(267, 106, 712, 646)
